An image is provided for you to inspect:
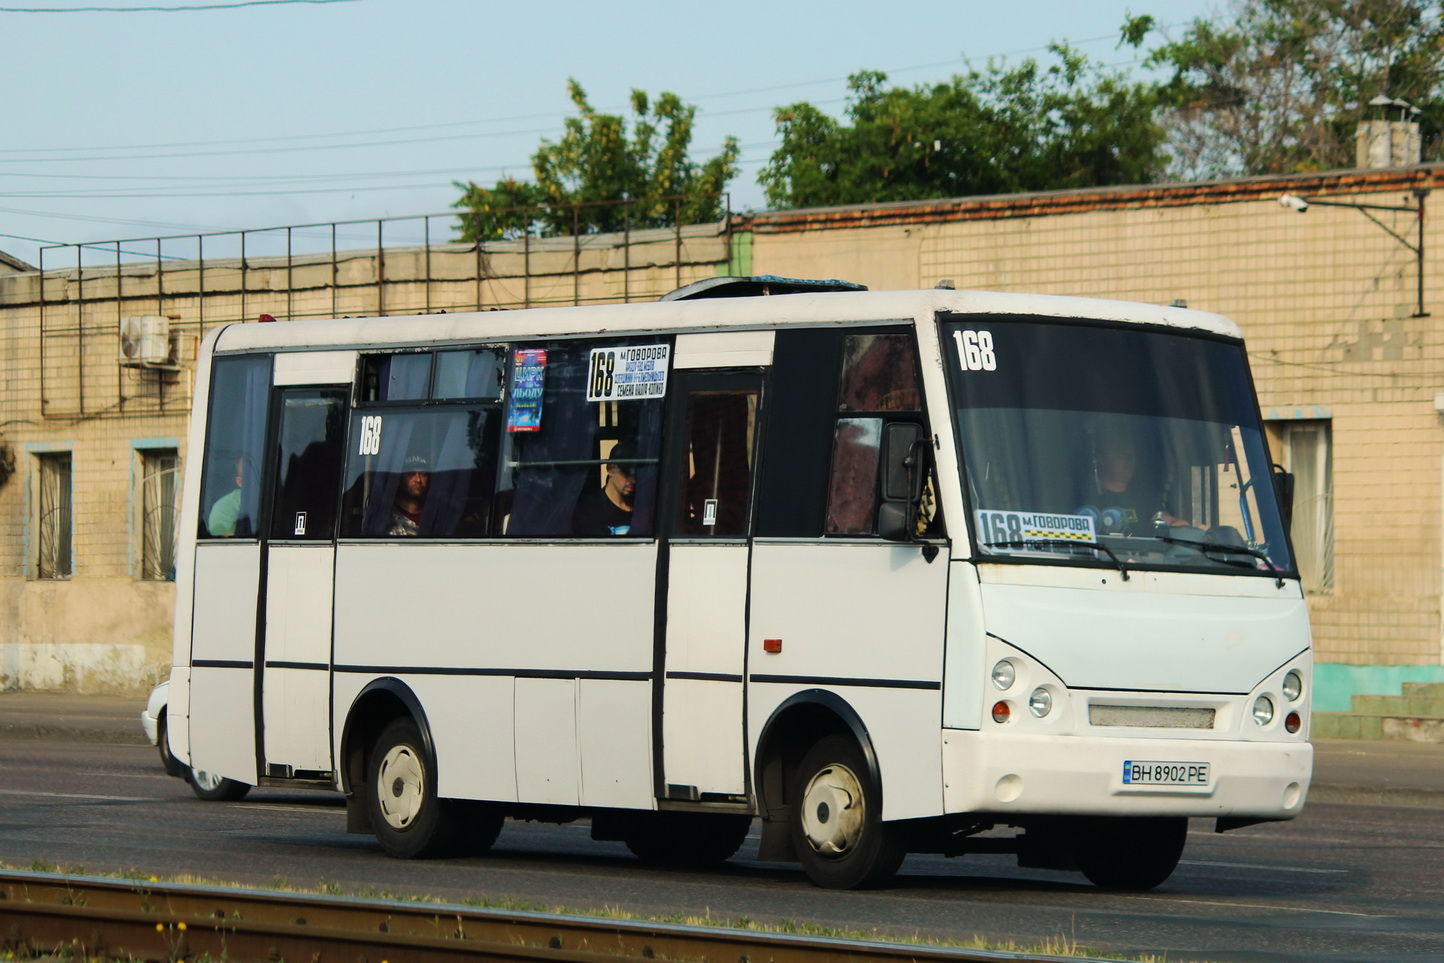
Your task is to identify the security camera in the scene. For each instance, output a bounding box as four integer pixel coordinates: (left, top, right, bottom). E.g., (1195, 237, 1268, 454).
(1278, 194, 1309, 212)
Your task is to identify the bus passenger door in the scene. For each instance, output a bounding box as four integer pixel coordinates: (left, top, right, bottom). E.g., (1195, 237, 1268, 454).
(657, 370, 761, 803)
(260, 387, 348, 779)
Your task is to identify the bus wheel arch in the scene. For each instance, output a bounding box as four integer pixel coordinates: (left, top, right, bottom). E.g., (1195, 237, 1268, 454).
(340, 679, 435, 796)
(752, 691, 886, 869)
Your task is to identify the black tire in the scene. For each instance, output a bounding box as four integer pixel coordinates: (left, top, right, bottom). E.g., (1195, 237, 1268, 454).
(156, 712, 183, 778)
(622, 812, 752, 867)
(186, 766, 251, 801)
(788, 734, 904, 889)
(1072, 816, 1187, 891)
(365, 717, 463, 859)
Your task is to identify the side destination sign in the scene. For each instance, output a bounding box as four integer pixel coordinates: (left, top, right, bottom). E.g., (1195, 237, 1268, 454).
(587, 344, 670, 402)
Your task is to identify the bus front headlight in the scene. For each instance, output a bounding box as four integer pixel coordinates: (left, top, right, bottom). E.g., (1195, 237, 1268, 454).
(1028, 687, 1053, 718)
(1252, 695, 1275, 726)
(1282, 670, 1304, 703)
(991, 660, 1016, 691)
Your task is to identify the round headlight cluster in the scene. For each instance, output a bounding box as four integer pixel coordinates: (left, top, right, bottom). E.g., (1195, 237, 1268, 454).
(1252, 695, 1275, 726)
(1282, 670, 1304, 702)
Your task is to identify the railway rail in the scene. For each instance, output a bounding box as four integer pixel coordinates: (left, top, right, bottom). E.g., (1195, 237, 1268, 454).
(0, 869, 1106, 962)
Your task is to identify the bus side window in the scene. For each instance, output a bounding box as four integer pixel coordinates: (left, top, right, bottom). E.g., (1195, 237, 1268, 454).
(270, 390, 347, 540)
(198, 354, 272, 539)
(825, 332, 929, 536)
(754, 330, 843, 538)
(500, 339, 665, 538)
(339, 407, 498, 538)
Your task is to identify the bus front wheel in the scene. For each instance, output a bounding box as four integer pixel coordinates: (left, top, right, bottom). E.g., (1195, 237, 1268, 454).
(366, 718, 463, 859)
(788, 735, 904, 889)
(1072, 816, 1187, 890)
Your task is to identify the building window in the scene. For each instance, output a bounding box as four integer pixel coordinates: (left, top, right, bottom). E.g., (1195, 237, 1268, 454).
(140, 449, 180, 580)
(1277, 420, 1333, 593)
(35, 452, 73, 579)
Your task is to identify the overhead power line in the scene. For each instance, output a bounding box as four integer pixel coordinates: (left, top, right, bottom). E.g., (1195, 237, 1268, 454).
(0, 0, 355, 12)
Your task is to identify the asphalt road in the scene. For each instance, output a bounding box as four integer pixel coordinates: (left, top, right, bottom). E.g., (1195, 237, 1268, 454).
(1, 738, 1441, 963)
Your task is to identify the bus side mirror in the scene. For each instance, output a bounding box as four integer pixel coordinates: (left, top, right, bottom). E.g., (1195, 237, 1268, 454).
(1272, 464, 1295, 534)
(878, 423, 925, 543)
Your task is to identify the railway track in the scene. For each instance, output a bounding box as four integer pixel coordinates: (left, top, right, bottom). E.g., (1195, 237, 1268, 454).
(0, 869, 1105, 962)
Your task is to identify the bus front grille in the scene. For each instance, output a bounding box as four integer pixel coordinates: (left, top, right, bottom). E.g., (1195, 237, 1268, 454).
(1088, 704, 1217, 729)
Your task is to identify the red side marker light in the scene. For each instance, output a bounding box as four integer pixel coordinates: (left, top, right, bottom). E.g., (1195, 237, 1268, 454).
(1285, 711, 1302, 733)
(763, 639, 782, 653)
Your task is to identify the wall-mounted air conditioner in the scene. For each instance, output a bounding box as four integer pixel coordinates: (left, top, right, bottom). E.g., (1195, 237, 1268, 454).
(119, 316, 171, 366)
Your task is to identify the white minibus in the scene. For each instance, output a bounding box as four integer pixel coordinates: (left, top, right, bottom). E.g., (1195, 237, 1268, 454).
(167, 278, 1312, 890)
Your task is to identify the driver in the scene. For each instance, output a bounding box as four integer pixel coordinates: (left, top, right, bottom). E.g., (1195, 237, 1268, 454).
(1081, 425, 1188, 533)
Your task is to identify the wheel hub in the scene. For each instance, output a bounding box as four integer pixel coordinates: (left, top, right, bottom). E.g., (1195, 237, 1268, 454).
(799, 763, 865, 855)
(376, 745, 424, 830)
(192, 769, 223, 791)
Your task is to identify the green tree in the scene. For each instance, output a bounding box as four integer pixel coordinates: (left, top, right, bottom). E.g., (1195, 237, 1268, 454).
(454, 80, 739, 241)
(1144, 0, 1444, 177)
(757, 43, 1167, 209)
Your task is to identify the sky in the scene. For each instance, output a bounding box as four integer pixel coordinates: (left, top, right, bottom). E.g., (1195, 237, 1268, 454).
(2, 0, 1219, 267)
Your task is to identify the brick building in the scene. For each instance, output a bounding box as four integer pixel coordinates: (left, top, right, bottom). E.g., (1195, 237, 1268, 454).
(2, 166, 1443, 708)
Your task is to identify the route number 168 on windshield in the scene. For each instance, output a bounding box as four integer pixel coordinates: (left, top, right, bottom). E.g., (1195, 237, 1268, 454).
(952, 329, 997, 371)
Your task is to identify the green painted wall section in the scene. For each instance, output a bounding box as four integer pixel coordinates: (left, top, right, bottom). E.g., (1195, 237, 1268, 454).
(1314, 663, 1444, 712)
(725, 231, 753, 277)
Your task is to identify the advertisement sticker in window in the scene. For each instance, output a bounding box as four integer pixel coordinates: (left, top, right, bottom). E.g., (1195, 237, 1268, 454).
(506, 348, 547, 432)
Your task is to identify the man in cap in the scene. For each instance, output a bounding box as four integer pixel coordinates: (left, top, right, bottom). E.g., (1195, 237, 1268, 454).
(386, 453, 431, 536)
(572, 440, 637, 536)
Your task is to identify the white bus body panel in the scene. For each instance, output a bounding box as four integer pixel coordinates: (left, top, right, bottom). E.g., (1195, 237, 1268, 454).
(673, 330, 774, 369)
(189, 540, 262, 781)
(515, 678, 581, 805)
(330, 541, 656, 806)
(942, 731, 1312, 818)
(272, 350, 357, 386)
(747, 541, 949, 821)
(663, 543, 748, 797)
(944, 563, 1313, 819)
(578, 679, 653, 809)
(262, 544, 334, 772)
(978, 573, 1310, 695)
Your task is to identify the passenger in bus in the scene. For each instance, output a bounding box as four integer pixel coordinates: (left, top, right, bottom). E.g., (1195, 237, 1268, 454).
(572, 441, 636, 536)
(386, 454, 431, 537)
(208, 457, 249, 537)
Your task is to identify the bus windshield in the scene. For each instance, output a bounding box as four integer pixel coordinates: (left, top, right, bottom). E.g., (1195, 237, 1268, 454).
(943, 315, 1293, 577)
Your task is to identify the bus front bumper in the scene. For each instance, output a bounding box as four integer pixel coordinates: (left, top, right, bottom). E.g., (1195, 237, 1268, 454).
(941, 730, 1313, 820)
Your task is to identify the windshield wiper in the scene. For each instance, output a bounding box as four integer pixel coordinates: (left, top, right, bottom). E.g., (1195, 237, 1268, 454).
(1152, 534, 1284, 587)
(983, 539, 1129, 581)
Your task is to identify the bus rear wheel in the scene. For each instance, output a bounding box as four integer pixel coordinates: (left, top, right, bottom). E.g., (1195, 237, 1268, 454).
(788, 735, 904, 889)
(622, 812, 751, 867)
(186, 767, 250, 801)
(366, 718, 466, 859)
(1072, 816, 1187, 891)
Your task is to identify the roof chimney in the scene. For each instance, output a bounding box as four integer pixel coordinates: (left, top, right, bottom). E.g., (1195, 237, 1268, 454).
(1356, 96, 1422, 168)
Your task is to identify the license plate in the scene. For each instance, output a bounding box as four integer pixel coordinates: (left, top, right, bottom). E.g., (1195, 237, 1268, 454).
(1122, 760, 1210, 787)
